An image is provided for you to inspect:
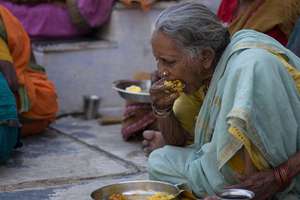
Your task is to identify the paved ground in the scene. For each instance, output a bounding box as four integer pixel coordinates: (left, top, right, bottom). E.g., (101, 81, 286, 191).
(0, 116, 148, 200)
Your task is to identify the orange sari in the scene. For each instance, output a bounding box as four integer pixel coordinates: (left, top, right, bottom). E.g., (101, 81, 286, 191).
(0, 6, 58, 136)
(228, 0, 300, 38)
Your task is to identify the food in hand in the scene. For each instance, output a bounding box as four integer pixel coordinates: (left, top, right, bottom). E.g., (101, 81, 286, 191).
(125, 85, 142, 93)
(148, 192, 175, 200)
(108, 193, 127, 200)
(164, 80, 184, 93)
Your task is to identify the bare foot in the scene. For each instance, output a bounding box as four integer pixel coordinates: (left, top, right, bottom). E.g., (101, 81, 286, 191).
(142, 130, 165, 156)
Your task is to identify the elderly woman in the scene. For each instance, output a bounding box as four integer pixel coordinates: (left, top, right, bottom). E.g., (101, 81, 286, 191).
(148, 2, 300, 199)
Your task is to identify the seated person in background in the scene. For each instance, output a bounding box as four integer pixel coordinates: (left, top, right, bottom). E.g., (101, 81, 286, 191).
(121, 71, 158, 140)
(0, 5, 58, 162)
(217, 0, 300, 46)
(0, 0, 115, 39)
(148, 2, 300, 199)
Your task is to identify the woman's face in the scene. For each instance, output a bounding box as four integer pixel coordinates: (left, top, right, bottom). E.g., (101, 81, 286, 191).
(151, 31, 214, 94)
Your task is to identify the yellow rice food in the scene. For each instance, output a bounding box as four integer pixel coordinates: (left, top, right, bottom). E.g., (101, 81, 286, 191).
(108, 193, 127, 200)
(163, 80, 184, 93)
(125, 85, 142, 93)
(108, 192, 174, 200)
(147, 192, 175, 200)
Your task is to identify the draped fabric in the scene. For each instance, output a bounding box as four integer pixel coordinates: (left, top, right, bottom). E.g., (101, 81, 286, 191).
(122, 102, 157, 140)
(217, 0, 300, 46)
(0, 0, 115, 38)
(172, 87, 205, 144)
(228, 0, 300, 37)
(0, 72, 18, 163)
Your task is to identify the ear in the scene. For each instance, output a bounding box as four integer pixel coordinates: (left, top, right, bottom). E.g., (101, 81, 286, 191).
(200, 48, 215, 70)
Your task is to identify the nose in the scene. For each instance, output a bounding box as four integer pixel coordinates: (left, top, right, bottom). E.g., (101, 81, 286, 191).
(156, 60, 170, 78)
(158, 69, 169, 79)
(162, 71, 168, 77)
(157, 64, 169, 78)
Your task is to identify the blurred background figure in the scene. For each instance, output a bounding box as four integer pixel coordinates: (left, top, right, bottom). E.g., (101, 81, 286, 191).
(0, 0, 115, 39)
(0, 5, 58, 162)
(120, 0, 221, 13)
(217, 0, 300, 46)
(121, 71, 158, 141)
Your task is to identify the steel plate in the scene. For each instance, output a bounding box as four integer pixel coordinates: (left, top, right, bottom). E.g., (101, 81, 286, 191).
(91, 180, 179, 200)
(112, 80, 151, 103)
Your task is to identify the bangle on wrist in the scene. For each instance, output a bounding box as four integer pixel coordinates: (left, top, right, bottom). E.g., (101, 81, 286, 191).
(273, 160, 291, 192)
(151, 104, 172, 118)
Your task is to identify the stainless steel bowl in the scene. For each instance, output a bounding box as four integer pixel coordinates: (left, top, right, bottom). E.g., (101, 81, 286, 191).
(91, 180, 180, 200)
(112, 80, 151, 103)
(217, 189, 254, 200)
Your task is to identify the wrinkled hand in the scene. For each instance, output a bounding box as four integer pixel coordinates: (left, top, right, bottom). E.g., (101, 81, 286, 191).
(0, 61, 18, 93)
(150, 78, 180, 110)
(225, 171, 279, 200)
(142, 130, 165, 156)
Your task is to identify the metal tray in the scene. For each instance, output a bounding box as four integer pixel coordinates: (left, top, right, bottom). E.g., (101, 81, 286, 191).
(112, 80, 151, 103)
(91, 180, 179, 200)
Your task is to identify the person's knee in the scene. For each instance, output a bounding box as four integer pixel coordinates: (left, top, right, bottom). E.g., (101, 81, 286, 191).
(148, 146, 175, 166)
(21, 119, 50, 137)
(148, 148, 166, 179)
(148, 148, 162, 167)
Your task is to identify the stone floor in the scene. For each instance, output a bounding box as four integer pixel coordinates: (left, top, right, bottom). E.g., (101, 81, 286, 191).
(0, 116, 148, 200)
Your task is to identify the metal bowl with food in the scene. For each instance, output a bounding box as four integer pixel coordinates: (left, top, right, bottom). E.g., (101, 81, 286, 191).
(91, 180, 179, 200)
(112, 80, 151, 103)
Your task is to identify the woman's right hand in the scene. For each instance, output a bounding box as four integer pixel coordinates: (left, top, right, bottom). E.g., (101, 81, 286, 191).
(150, 77, 179, 111)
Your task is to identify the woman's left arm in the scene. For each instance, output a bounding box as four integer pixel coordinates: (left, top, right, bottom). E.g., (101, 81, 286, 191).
(226, 150, 300, 199)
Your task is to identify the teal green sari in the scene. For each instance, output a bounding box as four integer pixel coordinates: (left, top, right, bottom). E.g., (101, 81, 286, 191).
(0, 72, 18, 163)
(148, 30, 300, 199)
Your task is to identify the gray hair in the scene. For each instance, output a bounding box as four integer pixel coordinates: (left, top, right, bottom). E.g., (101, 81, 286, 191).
(154, 1, 230, 59)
